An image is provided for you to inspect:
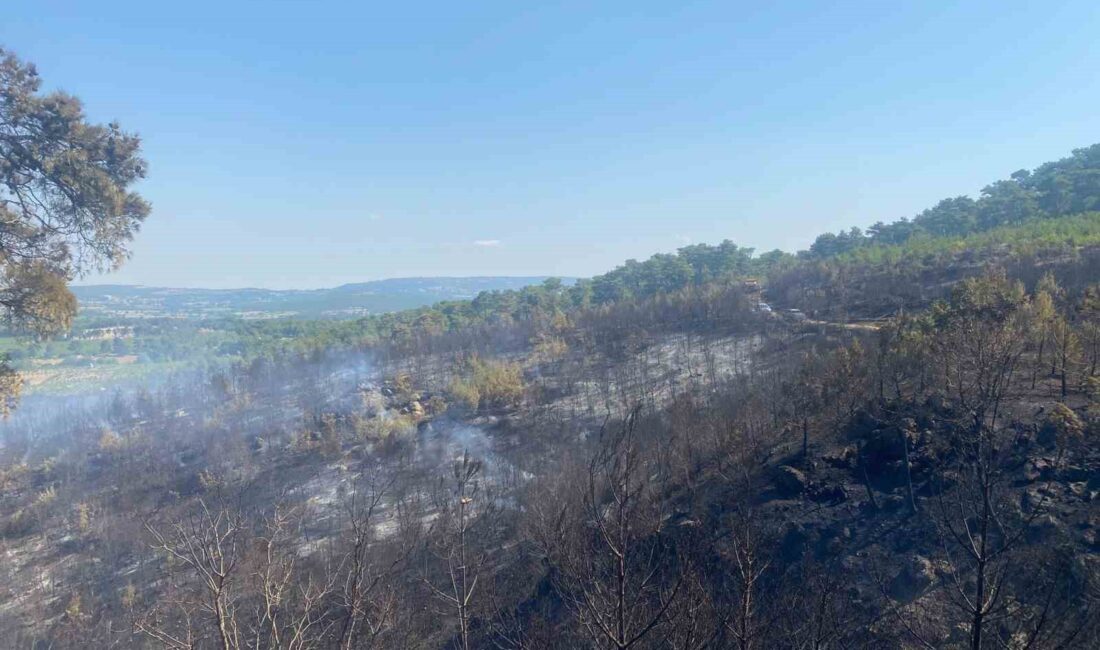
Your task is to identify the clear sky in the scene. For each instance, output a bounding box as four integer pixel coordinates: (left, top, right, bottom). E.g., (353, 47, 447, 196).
(4, 1, 1099, 289)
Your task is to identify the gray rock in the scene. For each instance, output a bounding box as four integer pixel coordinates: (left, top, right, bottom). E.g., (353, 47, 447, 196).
(1021, 486, 1056, 512)
(810, 483, 848, 503)
(1026, 514, 1064, 543)
(780, 522, 812, 560)
(1082, 527, 1098, 549)
(1024, 457, 1055, 482)
(889, 555, 936, 602)
(774, 465, 809, 497)
(882, 494, 907, 511)
(822, 447, 856, 469)
(1062, 465, 1090, 482)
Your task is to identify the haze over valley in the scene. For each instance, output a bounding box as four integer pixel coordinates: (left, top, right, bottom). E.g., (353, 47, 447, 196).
(72, 277, 571, 319)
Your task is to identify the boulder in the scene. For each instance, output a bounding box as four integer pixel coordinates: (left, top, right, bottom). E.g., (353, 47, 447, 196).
(1062, 464, 1091, 482)
(780, 522, 812, 561)
(888, 555, 937, 602)
(774, 465, 809, 497)
(1021, 485, 1056, 512)
(863, 428, 904, 465)
(822, 447, 856, 469)
(1023, 457, 1055, 482)
(1026, 514, 1064, 543)
(1082, 526, 1098, 549)
(881, 494, 907, 511)
(810, 483, 848, 504)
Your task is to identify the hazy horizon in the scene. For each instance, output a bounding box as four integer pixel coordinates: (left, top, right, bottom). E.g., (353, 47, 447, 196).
(6, 1, 1100, 288)
(70, 274, 572, 292)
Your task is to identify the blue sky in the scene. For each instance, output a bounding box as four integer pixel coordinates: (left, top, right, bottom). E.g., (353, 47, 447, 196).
(4, 1, 1099, 289)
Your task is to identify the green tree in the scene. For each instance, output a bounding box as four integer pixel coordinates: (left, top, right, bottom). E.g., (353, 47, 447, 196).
(914, 196, 978, 237)
(1078, 285, 1100, 377)
(976, 178, 1041, 228)
(1030, 272, 1061, 388)
(0, 47, 150, 413)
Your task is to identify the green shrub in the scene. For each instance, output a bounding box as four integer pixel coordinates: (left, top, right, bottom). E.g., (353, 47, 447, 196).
(448, 355, 525, 411)
(448, 377, 481, 411)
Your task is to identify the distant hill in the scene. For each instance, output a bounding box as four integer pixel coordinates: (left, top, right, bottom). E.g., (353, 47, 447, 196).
(71, 277, 573, 319)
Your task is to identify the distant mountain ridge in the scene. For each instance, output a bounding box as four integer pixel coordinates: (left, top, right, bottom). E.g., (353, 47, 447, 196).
(72, 276, 572, 319)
